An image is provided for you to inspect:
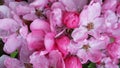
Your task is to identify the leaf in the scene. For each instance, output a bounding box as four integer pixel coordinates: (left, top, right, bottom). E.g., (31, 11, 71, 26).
(10, 51, 18, 58)
(88, 63, 96, 68)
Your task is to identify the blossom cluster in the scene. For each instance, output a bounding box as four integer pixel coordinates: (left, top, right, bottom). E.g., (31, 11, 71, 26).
(0, 0, 120, 68)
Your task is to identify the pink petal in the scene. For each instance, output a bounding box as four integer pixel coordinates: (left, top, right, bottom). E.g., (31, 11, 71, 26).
(30, 19, 50, 33)
(102, 0, 118, 12)
(117, 4, 120, 17)
(59, 0, 77, 11)
(89, 39, 108, 50)
(27, 30, 45, 51)
(0, 5, 11, 18)
(44, 33, 55, 52)
(56, 36, 70, 56)
(19, 25, 28, 39)
(51, 2, 65, 10)
(4, 57, 24, 68)
(59, 0, 88, 11)
(30, 0, 48, 10)
(0, 18, 20, 38)
(77, 49, 88, 64)
(88, 49, 102, 63)
(105, 64, 119, 68)
(9, 1, 28, 10)
(50, 8, 63, 27)
(19, 42, 33, 63)
(16, 5, 35, 16)
(64, 56, 82, 68)
(80, 8, 89, 26)
(3, 34, 22, 54)
(48, 50, 65, 68)
(93, 18, 104, 30)
(12, 12, 23, 26)
(88, 2, 101, 21)
(30, 51, 49, 68)
(4, 0, 14, 5)
(107, 43, 120, 59)
(0, 55, 8, 68)
(68, 41, 81, 55)
(71, 27, 88, 42)
(104, 10, 118, 29)
(23, 13, 38, 21)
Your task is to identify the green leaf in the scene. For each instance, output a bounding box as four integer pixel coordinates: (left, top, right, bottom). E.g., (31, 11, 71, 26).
(88, 63, 96, 68)
(10, 51, 18, 58)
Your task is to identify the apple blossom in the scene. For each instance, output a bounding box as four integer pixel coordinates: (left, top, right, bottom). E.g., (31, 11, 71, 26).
(0, 0, 120, 68)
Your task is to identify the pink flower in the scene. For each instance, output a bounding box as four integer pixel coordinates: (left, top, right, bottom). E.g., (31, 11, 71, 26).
(80, 2, 102, 30)
(76, 39, 106, 63)
(72, 2, 103, 41)
(64, 56, 82, 68)
(63, 12, 79, 28)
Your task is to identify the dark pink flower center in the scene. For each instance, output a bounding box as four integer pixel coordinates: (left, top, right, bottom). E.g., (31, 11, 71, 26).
(82, 44, 90, 50)
(86, 23, 94, 31)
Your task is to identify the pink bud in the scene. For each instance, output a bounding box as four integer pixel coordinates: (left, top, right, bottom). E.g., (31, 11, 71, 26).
(64, 56, 82, 68)
(63, 12, 79, 28)
(56, 36, 70, 56)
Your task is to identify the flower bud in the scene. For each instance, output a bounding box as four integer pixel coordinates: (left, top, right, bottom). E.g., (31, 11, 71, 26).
(64, 56, 82, 68)
(63, 12, 79, 28)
